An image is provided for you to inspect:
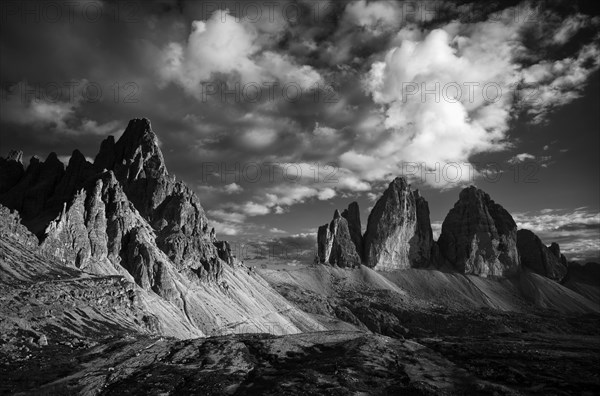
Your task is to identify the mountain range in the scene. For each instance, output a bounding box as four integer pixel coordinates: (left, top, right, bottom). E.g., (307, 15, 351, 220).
(1, 118, 599, 395)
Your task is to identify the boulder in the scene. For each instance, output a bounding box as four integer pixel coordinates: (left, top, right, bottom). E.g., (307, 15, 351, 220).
(363, 177, 435, 270)
(437, 186, 520, 277)
(38, 334, 48, 346)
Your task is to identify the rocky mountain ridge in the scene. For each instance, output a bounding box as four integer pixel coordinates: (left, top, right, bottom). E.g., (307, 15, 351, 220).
(1, 120, 598, 396)
(0, 118, 325, 338)
(316, 178, 576, 284)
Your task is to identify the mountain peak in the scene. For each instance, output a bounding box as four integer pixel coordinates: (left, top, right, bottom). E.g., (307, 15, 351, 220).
(94, 117, 167, 180)
(119, 118, 157, 150)
(391, 176, 409, 189)
(69, 149, 87, 166)
(0, 150, 25, 194)
(364, 176, 435, 270)
(458, 185, 483, 200)
(45, 152, 62, 167)
(439, 186, 519, 276)
(6, 150, 23, 163)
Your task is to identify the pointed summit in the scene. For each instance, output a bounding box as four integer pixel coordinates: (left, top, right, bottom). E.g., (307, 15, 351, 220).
(363, 177, 435, 270)
(93, 118, 215, 271)
(438, 186, 519, 277)
(7, 150, 23, 163)
(49, 150, 95, 207)
(69, 149, 87, 165)
(94, 118, 167, 180)
(0, 150, 25, 193)
(317, 209, 362, 268)
(93, 118, 171, 218)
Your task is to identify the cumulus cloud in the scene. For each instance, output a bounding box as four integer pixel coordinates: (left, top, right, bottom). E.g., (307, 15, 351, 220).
(522, 40, 600, 123)
(210, 160, 371, 221)
(223, 182, 243, 194)
(318, 188, 336, 200)
(157, 9, 322, 98)
(211, 220, 241, 236)
(207, 209, 246, 224)
(357, 5, 600, 188)
(342, 0, 402, 35)
(507, 153, 553, 167)
(552, 14, 594, 45)
(508, 153, 536, 164)
(362, 26, 517, 187)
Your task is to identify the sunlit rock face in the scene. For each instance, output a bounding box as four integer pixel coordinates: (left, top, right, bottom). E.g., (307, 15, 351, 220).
(363, 177, 435, 271)
(517, 229, 568, 281)
(317, 210, 362, 268)
(0, 118, 329, 338)
(94, 118, 218, 275)
(0, 118, 224, 286)
(438, 186, 520, 277)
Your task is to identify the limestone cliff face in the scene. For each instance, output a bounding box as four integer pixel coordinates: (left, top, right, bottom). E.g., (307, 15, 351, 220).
(94, 118, 216, 273)
(341, 202, 363, 260)
(363, 177, 435, 271)
(437, 186, 519, 277)
(40, 171, 188, 300)
(411, 190, 437, 268)
(0, 118, 223, 284)
(0, 118, 326, 337)
(317, 210, 361, 268)
(517, 229, 568, 281)
(0, 204, 38, 248)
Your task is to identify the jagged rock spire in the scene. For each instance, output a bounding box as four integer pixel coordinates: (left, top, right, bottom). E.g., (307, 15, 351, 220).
(341, 201, 363, 260)
(0, 118, 224, 284)
(317, 209, 361, 268)
(363, 177, 435, 270)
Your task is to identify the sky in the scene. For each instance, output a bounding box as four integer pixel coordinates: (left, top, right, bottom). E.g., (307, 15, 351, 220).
(1, 0, 599, 262)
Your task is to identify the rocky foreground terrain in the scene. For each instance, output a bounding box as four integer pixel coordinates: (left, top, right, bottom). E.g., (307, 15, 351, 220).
(1, 118, 599, 395)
